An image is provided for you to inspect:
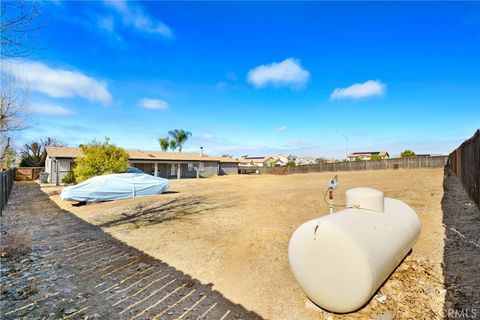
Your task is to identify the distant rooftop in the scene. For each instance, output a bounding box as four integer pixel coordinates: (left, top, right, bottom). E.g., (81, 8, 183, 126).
(45, 147, 238, 163)
(348, 151, 389, 158)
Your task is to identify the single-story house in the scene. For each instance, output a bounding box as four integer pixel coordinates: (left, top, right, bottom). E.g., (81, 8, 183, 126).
(347, 151, 390, 161)
(45, 147, 238, 184)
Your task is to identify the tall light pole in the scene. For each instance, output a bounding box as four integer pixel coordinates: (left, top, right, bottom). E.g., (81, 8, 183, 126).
(342, 135, 349, 160)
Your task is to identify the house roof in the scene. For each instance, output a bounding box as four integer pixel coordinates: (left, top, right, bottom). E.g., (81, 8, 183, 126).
(45, 147, 238, 163)
(238, 156, 268, 163)
(348, 151, 389, 158)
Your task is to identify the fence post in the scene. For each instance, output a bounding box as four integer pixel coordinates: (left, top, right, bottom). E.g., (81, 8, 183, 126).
(0, 173, 4, 216)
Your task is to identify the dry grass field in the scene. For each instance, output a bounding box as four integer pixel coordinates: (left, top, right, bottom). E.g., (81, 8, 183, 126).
(46, 169, 450, 319)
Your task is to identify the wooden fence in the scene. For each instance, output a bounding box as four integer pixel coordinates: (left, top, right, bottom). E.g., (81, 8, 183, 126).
(244, 155, 448, 176)
(448, 129, 480, 208)
(0, 169, 14, 216)
(14, 167, 45, 181)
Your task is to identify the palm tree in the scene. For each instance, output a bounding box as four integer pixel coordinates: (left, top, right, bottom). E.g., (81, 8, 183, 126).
(169, 139, 178, 152)
(168, 129, 192, 153)
(158, 137, 170, 152)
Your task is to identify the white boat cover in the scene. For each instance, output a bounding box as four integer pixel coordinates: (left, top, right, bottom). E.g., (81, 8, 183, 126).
(60, 173, 169, 202)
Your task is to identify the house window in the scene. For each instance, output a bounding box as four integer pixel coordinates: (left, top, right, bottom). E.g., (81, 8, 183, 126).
(198, 162, 205, 172)
(188, 163, 194, 172)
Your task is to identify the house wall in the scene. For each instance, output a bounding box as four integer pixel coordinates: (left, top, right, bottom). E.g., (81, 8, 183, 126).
(46, 157, 237, 184)
(219, 163, 238, 175)
(46, 157, 74, 184)
(131, 161, 224, 178)
(157, 163, 169, 178)
(239, 162, 265, 167)
(130, 162, 155, 175)
(198, 161, 218, 177)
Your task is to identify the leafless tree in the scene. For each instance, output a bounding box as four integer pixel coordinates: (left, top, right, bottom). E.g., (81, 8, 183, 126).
(1, 0, 44, 59)
(0, 135, 13, 168)
(0, 67, 29, 168)
(0, 1, 43, 169)
(0, 67, 28, 134)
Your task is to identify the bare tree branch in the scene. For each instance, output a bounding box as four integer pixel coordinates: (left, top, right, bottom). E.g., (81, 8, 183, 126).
(0, 66, 29, 133)
(1, 0, 44, 59)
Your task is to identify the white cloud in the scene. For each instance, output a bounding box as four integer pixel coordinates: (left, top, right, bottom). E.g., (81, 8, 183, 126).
(277, 126, 287, 132)
(330, 80, 386, 100)
(6, 60, 112, 105)
(104, 0, 172, 38)
(139, 98, 169, 110)
(30, 103, 73, 116)
(247, 58, 310, 89)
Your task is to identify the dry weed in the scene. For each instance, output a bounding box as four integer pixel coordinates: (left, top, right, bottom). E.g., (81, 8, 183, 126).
(0, 228, 32, 258)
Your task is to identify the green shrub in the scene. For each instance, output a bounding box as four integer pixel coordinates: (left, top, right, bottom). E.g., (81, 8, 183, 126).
(400, 150, 416, 158)
(370, 154, 382, 160)
(73, 138, 129, 183)
(62, 169, 76, 184)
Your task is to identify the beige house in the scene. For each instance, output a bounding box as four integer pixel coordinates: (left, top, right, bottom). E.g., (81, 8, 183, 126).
(238, 156, 270, 167)
(45, 147, 238, 184)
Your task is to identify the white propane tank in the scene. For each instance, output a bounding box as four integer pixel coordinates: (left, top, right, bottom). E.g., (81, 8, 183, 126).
(288, 187, 421, 313)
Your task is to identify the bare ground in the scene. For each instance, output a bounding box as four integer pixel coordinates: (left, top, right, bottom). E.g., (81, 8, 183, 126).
(0, 183, 261, 319)
(44, 168, 459, 319)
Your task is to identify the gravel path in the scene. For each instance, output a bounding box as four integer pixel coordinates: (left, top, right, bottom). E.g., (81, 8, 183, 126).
(442, 169, 480, 315)
(0, 182, 261, 320)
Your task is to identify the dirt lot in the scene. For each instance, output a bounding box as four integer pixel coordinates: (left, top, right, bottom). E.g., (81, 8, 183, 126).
(44, 168, 459, 319)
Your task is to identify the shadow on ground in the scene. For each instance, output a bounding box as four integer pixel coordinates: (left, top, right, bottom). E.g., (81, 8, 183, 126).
(0, 182, 262, 319)
(441, 168, 480, 318)
(96, 196, 232, 229)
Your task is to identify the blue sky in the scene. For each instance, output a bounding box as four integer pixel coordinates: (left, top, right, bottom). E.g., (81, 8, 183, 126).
(11, 1, 480, 158)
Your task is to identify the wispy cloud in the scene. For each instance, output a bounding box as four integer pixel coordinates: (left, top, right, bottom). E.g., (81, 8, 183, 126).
(247, 58, 310, 89)
(30, 103, 73, 116)
(277, 126, 287, 132)
(104, 0, 172, 38)
(200, 133, 215, 140)
(6, 60, 112, 105)
(330, 80, 386, 100)
(290, 139, 310, 146)
(139, 98, 169, 110)
(216, 82, 227, 91)
(97, 16, 115, 32)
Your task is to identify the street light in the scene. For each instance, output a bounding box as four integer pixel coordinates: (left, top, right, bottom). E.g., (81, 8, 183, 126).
(342, 135, 349, 160)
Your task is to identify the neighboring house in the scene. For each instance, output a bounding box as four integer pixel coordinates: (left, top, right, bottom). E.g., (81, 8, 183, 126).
(238, 156, 270, 167)
(264, 154, 290, 166)
(347, 151, 390, 161)
(45, 147, 238, 184)
(295, 156, 316, 166)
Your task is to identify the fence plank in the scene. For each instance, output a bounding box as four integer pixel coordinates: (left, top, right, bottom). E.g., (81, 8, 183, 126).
(449, 130, 480, 208)
(0, 169, 14, 216)
(241, 156, 448, 176)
